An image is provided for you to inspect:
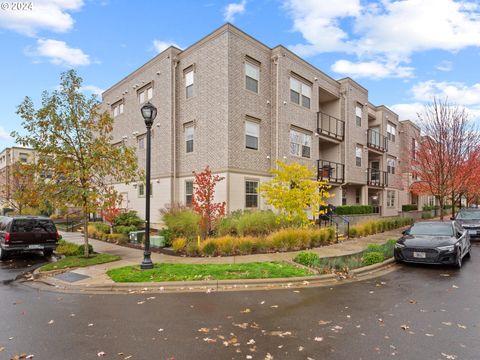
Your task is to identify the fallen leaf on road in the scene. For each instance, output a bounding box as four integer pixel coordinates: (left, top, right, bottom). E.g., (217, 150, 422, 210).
(298, 346, 304, 351)
(400, 325, 409, 330)
(203, 337, 216, 343)
(26, 356, 34, 359)
(440, 273, 450, 277)
(268, 331, 292, 338)
(0, 347, 5, 352)
(233, 323, 248, 329)
(270, 305, 279, 308)
(137, 301, 145, 305)
(265, 353, 273, 360)
(318, 320, 332, 326)
(425, 333, 434, 337)
(409, 299, 417, 304)
(260, 301, 265, 305)
(441, 353, 457, 359)
(48, 320, 54, 325)
(457, 324, 467, 329)
(442, 322, 452, 326)
(198, 328, 209, 333)
(247, 339, 255, 345)
(88, 323, 94, 327)
(241, 308, 251, 313)
(314, 337, 323, 342)
(97, 352, 106, 357)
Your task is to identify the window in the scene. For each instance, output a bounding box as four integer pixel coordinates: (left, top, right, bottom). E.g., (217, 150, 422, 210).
(387, 122, 396, 142)
(112, 102, 123, 117)
(138, 136, 145, 150)
(185, 69, 194, 98)
(138, 183, 152, 197)
(290, 129, 311, 158)
(342, 188, 347, 206)
(412, 138, 417, 160)
(139, 91, 145, 104)
(138, 86, 152, 104)
(355, 105, 362, 127)
(356, 188, 360, 204)
(387, 157, 396, 174)
(185, 180, 193, 206)
(355, 145, 362, 167)
(387, 190, 395, 207)
(245, 120, 259, 150)
(290, 77, 311, 109)
(19, 153, 28, 162)
(185, 125, 194, 153)
(245, 180, 258, 208)
(245, 61, 259, 93)
(147, 87, 153, 100)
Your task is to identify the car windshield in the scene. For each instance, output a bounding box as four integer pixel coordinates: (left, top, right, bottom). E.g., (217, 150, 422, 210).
(11, 219, 56, 233)
(456, 211, 480, 220)
(408, 223, 453, 236)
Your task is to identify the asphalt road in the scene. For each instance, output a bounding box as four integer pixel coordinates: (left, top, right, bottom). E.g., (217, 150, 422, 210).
(1, 246, 479, 360)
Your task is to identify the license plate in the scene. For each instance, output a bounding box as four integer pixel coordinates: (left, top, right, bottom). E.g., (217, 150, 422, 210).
(28, 244, 43, 250)
(413, 251, 426, 258)
(468, 230, 477, 235)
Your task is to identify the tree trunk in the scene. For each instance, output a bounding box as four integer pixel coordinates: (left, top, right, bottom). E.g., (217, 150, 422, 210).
(439, 197, 444, 220)
(83, 212, 90, 258)
(451, 191, 456, 219)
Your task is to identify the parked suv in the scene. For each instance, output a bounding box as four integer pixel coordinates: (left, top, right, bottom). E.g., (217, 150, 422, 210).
(0, 216, 60, 260)
(453, 208, 480, 240)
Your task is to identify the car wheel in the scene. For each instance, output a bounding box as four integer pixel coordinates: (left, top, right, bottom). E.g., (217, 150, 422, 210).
(43, 249, 53, 258)
(465, 247, 471, 259)
(0, 246, 8, 261)
(455, 252, 463, 269)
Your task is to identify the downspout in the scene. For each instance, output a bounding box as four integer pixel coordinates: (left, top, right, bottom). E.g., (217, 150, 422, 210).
(172, 57, 179, 204)
(272, 55, 279, 169)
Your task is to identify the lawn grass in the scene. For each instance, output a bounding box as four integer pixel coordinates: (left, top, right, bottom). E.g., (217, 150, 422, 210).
(107, 261, 312, 282)
(39, 254, 121, 272)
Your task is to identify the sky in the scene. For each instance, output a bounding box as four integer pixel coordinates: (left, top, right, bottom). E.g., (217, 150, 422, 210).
(1, 0, 480, 150)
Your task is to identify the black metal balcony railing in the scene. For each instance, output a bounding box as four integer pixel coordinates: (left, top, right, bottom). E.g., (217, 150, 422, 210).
(367, 168, 388, 187)
(367, 129, 388, 152)
(317, 112, 345, 141)
(317, 159, 345, 183)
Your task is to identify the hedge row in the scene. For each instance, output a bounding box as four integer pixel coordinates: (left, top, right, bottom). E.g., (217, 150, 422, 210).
(348, 217, 413, 238)
(401, 204, 418, 212)
(172, 227, 337, 257)
(334, 205, 373, 215)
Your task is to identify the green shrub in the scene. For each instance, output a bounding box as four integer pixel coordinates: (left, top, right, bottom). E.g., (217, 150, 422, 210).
(294, 252, 320, 267)
(268, 228, 303, 251)
(78, 244, 94, 256)
(159, 228, 173, 247)
(185, 241, 199, 256)
(113, 211, 143, 228)
(362, 252, 384, 266)
(90, 222, 110, 234)
(421, 212, 433, 219)
(172, 238, 187, 253)
(349, 217, 413, 238)
(56, 240, 81, 256)
(402, 204, 418, 212)
(113, 225, 138, 236)
(200, 239, 218, 256)
(216, 216, 240, 236)
(365, 244, 383, 253)
(215, 236, 236, 256)
(107, 233, 128, 244)
(335, 205, 373, 215)
(161, 206, 200, 238)
(237, 237, 256, 255)
(236, 211, 280, 236)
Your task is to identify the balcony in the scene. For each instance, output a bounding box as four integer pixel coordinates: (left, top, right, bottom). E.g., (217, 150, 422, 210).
(317, 112, 345, 142)
(367, 129, 388, 152)
(317, 160, 344, 184)
(367, 168, 388, 187)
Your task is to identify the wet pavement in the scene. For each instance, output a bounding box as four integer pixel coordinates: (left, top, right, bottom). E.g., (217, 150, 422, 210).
(0, 245, 479, 359)
(0, 251, 50, 283)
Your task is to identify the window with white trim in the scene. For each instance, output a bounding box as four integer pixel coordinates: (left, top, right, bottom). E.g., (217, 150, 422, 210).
(290, 77, 311, 109)
(185, 69, 194, 98)
(185, 125, 194, 153)
(138, 182, 152, 197)
(355, 145, 362, 167)
(138, 136, 145, 150)
(387, 190, 395, 207)
(112, 102, 124, 117)
(245, 120, 259, 150)
(412, 138, 418, 160)
(387, 157, 396, 174)
(245, 180, 258, 208)
(355, 105, 362, 127)
(245, 61, 259, 93)
(185, 180, 193, 206)
(387, 122, 396, 142)
(138, 90, 145, 104)
(19, 153, 28, 162)
(290, 129, 311, 158)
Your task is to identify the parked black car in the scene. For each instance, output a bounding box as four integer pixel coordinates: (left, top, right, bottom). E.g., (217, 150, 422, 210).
(452, 208, 480, 240)
(394, 221, 471, 268)
(0, 216, 59, 260)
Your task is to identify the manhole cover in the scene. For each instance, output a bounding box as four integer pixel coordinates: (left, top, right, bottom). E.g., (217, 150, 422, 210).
(55, 272, 90, 283)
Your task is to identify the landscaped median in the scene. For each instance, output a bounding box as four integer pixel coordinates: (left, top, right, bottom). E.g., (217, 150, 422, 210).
(106, 262, 313, 282)
(39, 240, 121, 273)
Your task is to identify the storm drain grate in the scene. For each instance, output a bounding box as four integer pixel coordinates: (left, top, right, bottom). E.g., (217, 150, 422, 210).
(54, 272, 90, 283)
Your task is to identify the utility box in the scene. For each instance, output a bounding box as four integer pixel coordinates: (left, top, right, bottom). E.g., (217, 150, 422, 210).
(150, 235, 165, 248)
(129, 231, 145, 244)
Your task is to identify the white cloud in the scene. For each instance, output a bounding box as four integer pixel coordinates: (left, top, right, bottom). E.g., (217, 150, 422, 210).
(81, 85, 104, 96)
(436, 61, 453, 72)
(390, 102, 425, 121)
(152, 40, 181, 53)
(331, 58, 414, 79)
(28, 38, 90, 67)
(0, 126, 12, 141)
(283, 0, 480, 78)
(224, 0, 247, 23)
(411, 80, 480, 105)
(0, 0, 84, 36)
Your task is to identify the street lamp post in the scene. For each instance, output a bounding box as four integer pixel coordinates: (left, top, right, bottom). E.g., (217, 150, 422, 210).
(140, 101, 157, 270)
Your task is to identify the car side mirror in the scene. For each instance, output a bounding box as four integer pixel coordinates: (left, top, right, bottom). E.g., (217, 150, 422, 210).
(450, 217, 455, 220)
(402, 230, 409, 235)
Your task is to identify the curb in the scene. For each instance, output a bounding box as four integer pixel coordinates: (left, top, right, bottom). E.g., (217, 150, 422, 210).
(24, 258, 397, 294)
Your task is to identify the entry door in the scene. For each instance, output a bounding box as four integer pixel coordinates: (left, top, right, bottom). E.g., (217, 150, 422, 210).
(370, 126, 380, 147)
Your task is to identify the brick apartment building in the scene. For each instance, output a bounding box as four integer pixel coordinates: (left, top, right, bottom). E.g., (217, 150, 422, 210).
(101, 23, 428, 222)
(0, 146, 35, 213)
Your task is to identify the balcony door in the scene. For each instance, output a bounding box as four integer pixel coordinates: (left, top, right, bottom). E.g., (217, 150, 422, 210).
(370, 127, 380, 147)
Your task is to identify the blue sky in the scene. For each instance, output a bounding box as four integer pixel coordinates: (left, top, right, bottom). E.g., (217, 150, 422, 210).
(1, 0, 480, 150)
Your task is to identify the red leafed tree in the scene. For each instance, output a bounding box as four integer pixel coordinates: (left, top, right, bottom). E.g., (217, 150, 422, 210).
(192, 166, 226, 238)
(410, 98, 480, 219)
(102, 193, 123, 233)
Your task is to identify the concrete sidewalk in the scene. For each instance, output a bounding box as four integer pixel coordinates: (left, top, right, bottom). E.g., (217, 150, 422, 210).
(39, 228, 404, 289)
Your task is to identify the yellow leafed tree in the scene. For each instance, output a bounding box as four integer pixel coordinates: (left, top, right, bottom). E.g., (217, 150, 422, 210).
(259, 160, 333, 226)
